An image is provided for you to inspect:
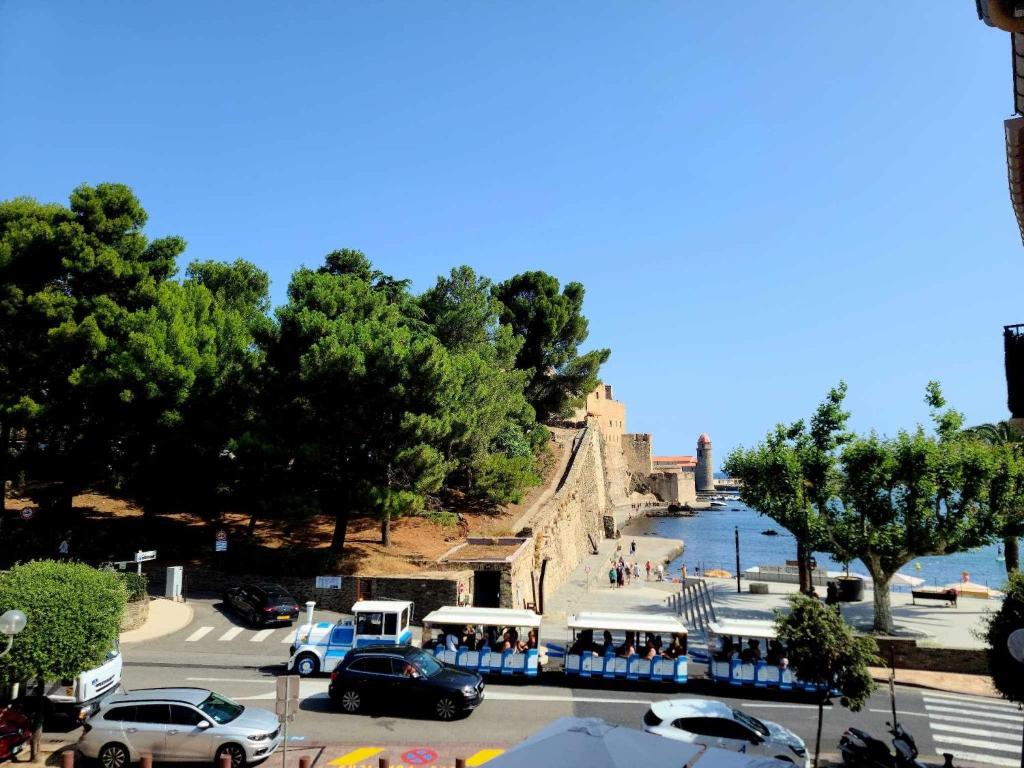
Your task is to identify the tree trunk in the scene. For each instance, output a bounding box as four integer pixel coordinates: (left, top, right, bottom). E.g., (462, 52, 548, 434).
(872, 572, 894, 634)
(813, 698, 824, 768)
(381, 513, 391, 547)
(331, 509, 349, 554)
(796, 540, 812, 594)
(30, 676, 44, 761)
(1004, 535, 1020, 574)
(246, 511, 258, 540)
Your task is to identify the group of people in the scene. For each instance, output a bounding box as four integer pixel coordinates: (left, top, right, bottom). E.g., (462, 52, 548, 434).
(568, 629, 687, 661)
(608, 541, 665, 587)
(428, 624, 538, 654)
(714, 637, 788, 668)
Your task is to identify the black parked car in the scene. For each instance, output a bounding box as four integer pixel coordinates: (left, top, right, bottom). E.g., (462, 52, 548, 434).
(329, 645, 484, 721)
(222, 584, 300, 627)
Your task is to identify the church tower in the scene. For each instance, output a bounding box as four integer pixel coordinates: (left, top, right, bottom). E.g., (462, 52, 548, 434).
(696, 433, 713, 492)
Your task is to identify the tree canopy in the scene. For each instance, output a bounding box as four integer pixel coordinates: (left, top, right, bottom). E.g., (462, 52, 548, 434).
(984, 570, 1024, 703)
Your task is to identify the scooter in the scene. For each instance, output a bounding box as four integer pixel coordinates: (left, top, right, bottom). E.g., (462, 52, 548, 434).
(839, 721, 925, 768)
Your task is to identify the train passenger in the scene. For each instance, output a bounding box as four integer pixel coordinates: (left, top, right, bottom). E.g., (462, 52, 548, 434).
(601, 630, 614, 655)
(766, 639, 786, 666)
(569, 629, 598, 657)
(618, 631, 636, 658)
(741, 638, 761, 664)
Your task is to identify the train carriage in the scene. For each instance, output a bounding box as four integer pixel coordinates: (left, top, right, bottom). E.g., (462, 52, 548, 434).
(565, 611, 688, 684)
(420, 606, 544, 677)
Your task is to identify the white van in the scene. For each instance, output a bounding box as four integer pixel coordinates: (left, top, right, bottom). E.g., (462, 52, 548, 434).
(31, 643, 123, 720)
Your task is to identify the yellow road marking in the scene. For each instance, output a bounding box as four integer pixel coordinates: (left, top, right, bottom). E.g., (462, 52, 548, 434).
(466, 749, 506, 766)
(327, 747, 384, 766)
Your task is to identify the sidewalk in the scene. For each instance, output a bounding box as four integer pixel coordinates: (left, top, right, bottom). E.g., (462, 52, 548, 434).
(119, 597, 193, 644)
(868, 667, 1000, 698)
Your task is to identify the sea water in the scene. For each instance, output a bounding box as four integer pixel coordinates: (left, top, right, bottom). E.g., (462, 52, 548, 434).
(623, 502, 1015, 590)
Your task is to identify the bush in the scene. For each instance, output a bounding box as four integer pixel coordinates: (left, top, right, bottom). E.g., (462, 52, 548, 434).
(117, 572, 148, 603)
(985, 570, 1024, 702)
(474, 454, 540, 505)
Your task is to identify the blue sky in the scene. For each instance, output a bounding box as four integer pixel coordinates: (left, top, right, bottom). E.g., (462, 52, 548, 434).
(2, 2, 1020, 467)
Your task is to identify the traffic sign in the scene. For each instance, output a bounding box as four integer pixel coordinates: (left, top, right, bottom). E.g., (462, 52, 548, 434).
(135, 550, 157, 563)
(1008, 628, 1024, 663)
(19, 507, 34, 521)
(402, 748, 438, 765)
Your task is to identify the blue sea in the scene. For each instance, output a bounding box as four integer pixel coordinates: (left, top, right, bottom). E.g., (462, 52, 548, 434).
(623, 502, 1015, 590)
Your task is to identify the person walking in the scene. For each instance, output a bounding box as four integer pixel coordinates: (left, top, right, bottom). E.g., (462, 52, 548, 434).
(624, 562, 631, 585)
(608, 566, 617, 588)
(616, 564, 624, 588)
(630, 540, 636, 555)
(645, 560, 651, 580)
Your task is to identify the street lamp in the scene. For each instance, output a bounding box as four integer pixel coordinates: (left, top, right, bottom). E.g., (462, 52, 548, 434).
(0, 609, 27, 658)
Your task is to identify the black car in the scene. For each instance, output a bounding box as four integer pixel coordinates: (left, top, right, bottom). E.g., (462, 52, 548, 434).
(329, 645, 484, 721)
(222, 583, 300, 626)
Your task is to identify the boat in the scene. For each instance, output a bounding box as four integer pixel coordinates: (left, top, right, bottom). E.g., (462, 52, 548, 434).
(709, 501, 727, 509)
(761, 529, 779, 536)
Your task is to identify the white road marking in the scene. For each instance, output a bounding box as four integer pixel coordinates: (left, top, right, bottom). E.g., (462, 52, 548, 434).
(923, 694, 1021, 712)
(185, 627, 213, 642)
(931, 751, 1018, 768)
(927, 712, 1021, 731)
(868, 709, 927, 718)
(932, 735, 1022, 754)
(251, 629, 274, 642)
(930, 722, 1022, 740)
(485, 691, 650, 705)
(218, 627, 244, 642)
(743, 703, 817, 710)
(282, 632, 297, 643)
(922, 705, 1022, 723)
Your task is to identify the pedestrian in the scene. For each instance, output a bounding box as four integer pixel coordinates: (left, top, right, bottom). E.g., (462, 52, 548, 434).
(608, 566, 617, 588)
(624, 563, 631, 585)
(657, 563, 664, 581)
(616, 564, 624, 588)
(57, 534, 71, 560)
(630, 540, 636, 555)
(681, 563, 687, 581)
(645, 560, 651, 580)
(633, 562, 640, 581)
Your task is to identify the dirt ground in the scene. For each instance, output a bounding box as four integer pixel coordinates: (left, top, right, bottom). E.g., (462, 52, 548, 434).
(3, 430, 568, 576)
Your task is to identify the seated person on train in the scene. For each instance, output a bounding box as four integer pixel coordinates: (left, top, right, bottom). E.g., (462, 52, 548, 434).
(569, 629, 598, 657)
(662, 634, 685, 659)
(765, 639, 785, 666)
(618, 631, 636, 658)
(477, 627, 498, 652)
(714, 638, 735, 662)
(642, 638, 659, 660)
(600, 630, 615, 655)
(740, 639, 761, 664)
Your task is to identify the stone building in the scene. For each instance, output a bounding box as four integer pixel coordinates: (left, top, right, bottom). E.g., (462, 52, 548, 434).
(696, 433, 714, 492)
(585, 384, 625, 446)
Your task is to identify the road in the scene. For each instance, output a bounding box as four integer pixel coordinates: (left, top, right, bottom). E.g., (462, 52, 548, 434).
(108, 599, 1023, 768)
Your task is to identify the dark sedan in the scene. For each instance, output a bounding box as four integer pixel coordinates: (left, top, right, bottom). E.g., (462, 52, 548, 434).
(329, 645, 484, 721)
(222, 584, 300, 627)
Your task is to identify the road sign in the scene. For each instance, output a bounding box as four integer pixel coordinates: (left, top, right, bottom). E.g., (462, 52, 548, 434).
(402, 748, 438, 765)
(135, 550, 157, 563)
(19, 507, 34, 521)
(314, 575, 341, 590)
(1008, 628, 1024, 663)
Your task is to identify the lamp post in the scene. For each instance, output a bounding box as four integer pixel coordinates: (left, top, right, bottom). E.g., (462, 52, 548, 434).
(0, 609, 27, 658)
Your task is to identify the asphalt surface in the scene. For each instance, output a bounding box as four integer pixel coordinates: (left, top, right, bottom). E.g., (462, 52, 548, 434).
(91, 599, 1024, 768)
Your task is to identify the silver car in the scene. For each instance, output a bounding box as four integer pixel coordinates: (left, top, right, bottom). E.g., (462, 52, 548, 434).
(643, 698, 808, 767)
(77, 688, 281, 768)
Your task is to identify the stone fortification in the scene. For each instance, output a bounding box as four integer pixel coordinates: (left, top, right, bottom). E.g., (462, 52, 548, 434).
(527, 417, 610, 599)
(623, 433, 653, 476)
(696, 433, 714, 492)
(649, 469, 697, 505)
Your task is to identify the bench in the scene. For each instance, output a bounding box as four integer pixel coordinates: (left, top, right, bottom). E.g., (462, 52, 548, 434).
(911, 589, 957, 607)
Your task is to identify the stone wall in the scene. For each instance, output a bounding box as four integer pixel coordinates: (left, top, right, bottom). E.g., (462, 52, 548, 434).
(585, 384, 625, 446)
(149, 567, 472, 621)
(120, 599, 150, 632)
(623, 433, 653, 476)
(873, 637, 988, 674)
(529, 418, 610, 603)
(648, 470, 697, 505)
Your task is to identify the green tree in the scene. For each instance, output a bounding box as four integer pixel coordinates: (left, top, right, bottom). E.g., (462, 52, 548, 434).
(964, 420, 1024, 574)
(0, 561, 126, 757)
(984, 570, 1024, 704)
(834, 383, 996, 633)
(268, 255, 454, 550)
(493, 271, 609, 419)
(775, 594, 877, 768)
(723, 383, 850, 594)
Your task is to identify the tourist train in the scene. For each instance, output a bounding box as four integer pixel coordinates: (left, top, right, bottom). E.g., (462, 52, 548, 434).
(287, 600, 820, 692)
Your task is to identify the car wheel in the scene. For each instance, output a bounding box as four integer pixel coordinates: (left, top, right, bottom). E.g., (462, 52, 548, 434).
(294, 653, 318, 677)
(435, 696, 458, 721)
(339, 689, 362, 714)
(216, 743, 247, 768)
(99, 742, 130, 768)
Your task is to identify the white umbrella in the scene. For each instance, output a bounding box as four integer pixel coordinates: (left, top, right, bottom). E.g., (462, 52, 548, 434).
(889, 572, 924, 588)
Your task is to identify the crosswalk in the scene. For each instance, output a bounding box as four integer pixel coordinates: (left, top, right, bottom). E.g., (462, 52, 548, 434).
(922, 691, 1023, 767)
(183, 624, 297, 644)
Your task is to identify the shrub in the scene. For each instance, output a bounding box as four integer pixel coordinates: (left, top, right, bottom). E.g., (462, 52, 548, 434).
(117, 572, 148, 603)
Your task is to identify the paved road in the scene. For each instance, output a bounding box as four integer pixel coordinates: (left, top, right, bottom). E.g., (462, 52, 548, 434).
(114, 599, 1022, 768)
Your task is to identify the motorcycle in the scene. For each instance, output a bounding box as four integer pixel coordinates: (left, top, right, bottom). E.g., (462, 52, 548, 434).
(839, 721, 925, 768)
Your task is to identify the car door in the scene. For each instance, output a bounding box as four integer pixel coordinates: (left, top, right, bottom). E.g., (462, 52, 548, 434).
(716, 719, 762, 755)
(672, 717, 717, 749)
(165, 705, 211, 761)
(388, 657, 429, 708)
(123, 704, 171, 759)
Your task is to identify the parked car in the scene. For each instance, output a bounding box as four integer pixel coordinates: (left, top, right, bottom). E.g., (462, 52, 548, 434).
(329, 645, 484, 721)
(77, 688, 280, 768)
(222, 584, 299, 627)
(643, 698, 807, 767)
(0, 706, 30, 762)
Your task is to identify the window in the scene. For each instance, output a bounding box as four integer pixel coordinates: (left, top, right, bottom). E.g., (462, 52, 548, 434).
(169, 705, 206, 726)
(384, 613, 397, 635)
(104, 706, 137, 722)
(133, 705, 171, 725)
(197, 693, 243, 724)
(356, 612, 384, 635)
(349, 657, 395, 676)
(400, 608, 409, 630)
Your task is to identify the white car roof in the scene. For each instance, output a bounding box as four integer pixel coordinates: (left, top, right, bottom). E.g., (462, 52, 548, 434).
(421, 606, 542, 628)
(568, 611, 687, 635)
(651, 698, 734, 720)
(707, 619, 777, 640)
(351, 600, 412, 614)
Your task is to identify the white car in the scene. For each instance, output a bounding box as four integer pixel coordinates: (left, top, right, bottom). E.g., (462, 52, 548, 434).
(643, 698, 808, 767)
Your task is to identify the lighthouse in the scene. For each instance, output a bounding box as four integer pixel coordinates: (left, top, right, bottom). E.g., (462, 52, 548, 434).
(696, 433, 713, 492)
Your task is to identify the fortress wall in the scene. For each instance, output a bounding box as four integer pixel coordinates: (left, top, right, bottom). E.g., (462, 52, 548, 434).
(623, 433, 653, 476)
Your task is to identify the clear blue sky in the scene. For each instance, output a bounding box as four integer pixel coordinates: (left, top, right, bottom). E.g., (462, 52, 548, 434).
(2, 2, 1020, 468)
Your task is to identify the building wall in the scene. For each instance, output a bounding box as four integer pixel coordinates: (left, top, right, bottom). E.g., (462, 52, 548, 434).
(585, 384, 625, 446)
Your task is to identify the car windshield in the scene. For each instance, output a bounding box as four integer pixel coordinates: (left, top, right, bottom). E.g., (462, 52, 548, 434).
(411, 651, 443, 677)
(198, 692, 244, 724)
(732, 708, 770, 737)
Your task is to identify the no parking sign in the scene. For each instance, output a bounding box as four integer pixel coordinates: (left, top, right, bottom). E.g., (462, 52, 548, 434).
(401, 748, 438, 765)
